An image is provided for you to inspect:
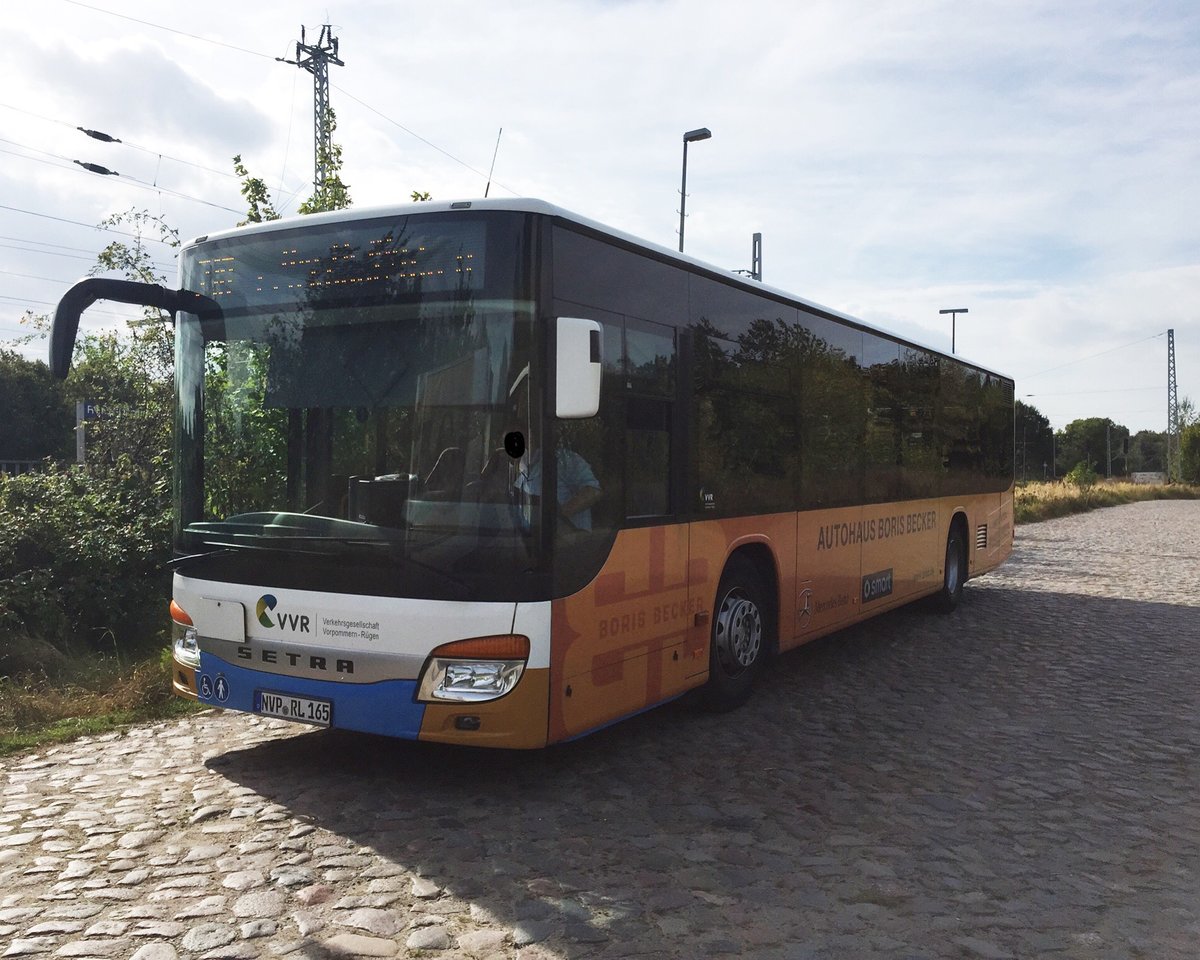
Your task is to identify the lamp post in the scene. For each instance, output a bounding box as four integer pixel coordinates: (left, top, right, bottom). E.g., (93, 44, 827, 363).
(939, 307, 969, 354)
(678, 127, 711, 253)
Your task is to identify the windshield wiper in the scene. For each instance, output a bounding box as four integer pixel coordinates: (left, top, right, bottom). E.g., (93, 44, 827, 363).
(180, 534, 470, 594)
(166, 548, 240, 567)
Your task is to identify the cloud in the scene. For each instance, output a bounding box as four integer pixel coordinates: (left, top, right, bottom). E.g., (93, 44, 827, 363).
(14, 39, 273, 160)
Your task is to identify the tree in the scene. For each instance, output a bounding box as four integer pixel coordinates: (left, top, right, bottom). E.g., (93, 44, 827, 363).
(1015, 400, 1053, 481)
(233, 155, 281, 225)
(298, 108, 352, 215)
(64, 210, 180, 470)
(1056, 417, 1130, 479)
(1128, 430, 1166, 473)
(0, 351, 73, 461)
(1181, 422, 1200, 484)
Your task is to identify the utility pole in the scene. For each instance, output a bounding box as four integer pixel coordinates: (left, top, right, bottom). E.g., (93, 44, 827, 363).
(1167, 328, 1179, 482)
(279, 25, 344, 195)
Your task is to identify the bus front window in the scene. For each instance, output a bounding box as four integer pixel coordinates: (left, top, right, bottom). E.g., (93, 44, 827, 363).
(174, 213, 544, 598)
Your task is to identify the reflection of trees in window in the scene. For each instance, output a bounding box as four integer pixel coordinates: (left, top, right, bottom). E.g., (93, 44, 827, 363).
(203, 341, 288, 519)
(692, 311, 866, 514)
(900, 348, 943, 498)
(864, 336, 902, 502)
(940, 362, 1014, 494)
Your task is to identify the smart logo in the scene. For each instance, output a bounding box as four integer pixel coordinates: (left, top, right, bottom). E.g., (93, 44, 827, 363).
(256, 595, 277, 628)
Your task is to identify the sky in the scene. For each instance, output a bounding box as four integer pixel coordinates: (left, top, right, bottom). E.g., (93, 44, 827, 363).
(2, 0, 1197, 435)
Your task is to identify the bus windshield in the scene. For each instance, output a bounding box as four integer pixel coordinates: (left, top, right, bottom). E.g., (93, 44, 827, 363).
(173, 212, 545, 599)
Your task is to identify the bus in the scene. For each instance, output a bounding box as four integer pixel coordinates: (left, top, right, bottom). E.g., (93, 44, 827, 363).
(50, 198, 1014, 748)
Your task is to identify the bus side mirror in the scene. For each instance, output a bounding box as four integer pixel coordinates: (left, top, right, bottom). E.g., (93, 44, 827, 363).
(555, 317, 601, 419)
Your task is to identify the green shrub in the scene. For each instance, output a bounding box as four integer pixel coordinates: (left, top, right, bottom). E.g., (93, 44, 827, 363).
(1064, 461, 1099, 489)
(0, 460, 171, 676)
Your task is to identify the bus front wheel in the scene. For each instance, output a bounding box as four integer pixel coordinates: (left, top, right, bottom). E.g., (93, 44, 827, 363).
(934, 522, 967, 613)
(702, 557, 769, 711)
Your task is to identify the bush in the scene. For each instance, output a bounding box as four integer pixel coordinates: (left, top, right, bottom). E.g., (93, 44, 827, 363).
(1064, 461, 1099, 489)
(0, 460, 171, 677)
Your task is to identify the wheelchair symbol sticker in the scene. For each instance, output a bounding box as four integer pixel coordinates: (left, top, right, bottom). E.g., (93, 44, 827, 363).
(199, 675, 213, 699)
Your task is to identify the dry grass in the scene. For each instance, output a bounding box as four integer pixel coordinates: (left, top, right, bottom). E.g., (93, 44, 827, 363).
(1015, 479, 1200, 525)
(0, 651, 199, 757)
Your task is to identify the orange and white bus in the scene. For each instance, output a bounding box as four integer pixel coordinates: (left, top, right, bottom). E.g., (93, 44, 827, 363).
(51, 199, 1014, 748)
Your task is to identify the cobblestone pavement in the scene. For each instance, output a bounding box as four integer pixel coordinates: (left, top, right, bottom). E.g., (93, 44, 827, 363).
(4, 499, 1200, 960)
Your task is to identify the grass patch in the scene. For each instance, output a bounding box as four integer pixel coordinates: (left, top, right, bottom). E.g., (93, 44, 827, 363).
(0, 651, 201, 758)
(1015, 479, 1200, 524)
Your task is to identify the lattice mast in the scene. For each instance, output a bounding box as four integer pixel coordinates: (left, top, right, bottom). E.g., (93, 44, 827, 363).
(281, 25, 345, 194)
(1167, 328, 1179, 482)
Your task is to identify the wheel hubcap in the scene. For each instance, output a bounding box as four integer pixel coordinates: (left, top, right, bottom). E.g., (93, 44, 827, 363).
(715, 590, 762, 675)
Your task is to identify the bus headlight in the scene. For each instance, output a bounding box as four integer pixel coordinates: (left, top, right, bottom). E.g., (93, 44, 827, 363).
(417, 635, 530, 703)
(171, 600, 201, 669)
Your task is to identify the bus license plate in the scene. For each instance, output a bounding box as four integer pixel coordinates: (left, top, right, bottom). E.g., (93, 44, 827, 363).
(255, 690, 332, 727)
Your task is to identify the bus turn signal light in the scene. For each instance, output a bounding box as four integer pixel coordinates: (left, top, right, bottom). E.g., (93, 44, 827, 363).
(170, 599, 193, 625)
(429, 635, 530, 660)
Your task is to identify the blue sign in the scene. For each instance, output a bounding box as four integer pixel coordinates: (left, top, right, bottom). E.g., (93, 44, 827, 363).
(214, 676, 230, 703)
(199, 675, 213, 699)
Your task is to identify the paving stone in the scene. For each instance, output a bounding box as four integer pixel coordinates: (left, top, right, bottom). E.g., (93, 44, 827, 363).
(410, 877, 441, 900)
(240, 920, 278, 939)
(53, 942, 125, 958)
(291, 912, 324, 937)
(231, 892, 285, 919)
(405, 926, 451, 951)
(511, 921, 554, 946)
(337, 909, 401, 938)
(321, 935, 397, 958)
(181, 923, 238, 952)
(3, 940, 54, 957)
(291, 885, 332, 907)
(129, 946, 178, 960)
(27, 921, 86, 935)
(222, 871, 264, 891)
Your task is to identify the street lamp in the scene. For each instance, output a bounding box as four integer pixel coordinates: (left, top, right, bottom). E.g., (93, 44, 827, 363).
(939, 307, 968, 354)
(678, 127, 711, 253)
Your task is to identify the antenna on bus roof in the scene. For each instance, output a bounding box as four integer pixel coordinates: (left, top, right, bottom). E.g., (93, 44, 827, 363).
(484, 127, 503, 198)
(732, 232, 763, 281)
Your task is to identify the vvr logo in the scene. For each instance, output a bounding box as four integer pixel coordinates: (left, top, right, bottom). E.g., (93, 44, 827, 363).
(256, 594, 277, 628)
(256, 595, 311, 633)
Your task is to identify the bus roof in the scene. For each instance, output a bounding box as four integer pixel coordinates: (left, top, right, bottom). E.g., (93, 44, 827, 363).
(186, 198, 1011, 383)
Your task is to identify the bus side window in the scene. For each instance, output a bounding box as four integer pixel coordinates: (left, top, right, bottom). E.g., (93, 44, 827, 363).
(626, 397, 671, 518)
(623, 319, 675, 520)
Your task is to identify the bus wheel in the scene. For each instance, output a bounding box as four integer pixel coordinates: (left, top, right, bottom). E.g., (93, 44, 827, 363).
(702, 557, 768, 711)
(935, 521, 966, 613)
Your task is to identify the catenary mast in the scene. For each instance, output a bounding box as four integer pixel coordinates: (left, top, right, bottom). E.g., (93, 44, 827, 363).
(279, 25, 344, 195)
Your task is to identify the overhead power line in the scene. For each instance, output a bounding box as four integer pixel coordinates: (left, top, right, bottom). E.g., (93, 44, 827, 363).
(45, 1, 518, 197)
(0, 134, 243, 214)
(1024, 386, 1163, 398)
(332, 83, 517, 197)
(58, 0, 276, 60)
(1018, 331, 1167, 381)
(0, 101, 253, 182)
(1, 203, 183, 244)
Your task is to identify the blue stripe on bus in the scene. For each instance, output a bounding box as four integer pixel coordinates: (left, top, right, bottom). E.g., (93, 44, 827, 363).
(195, 654, 426, 739)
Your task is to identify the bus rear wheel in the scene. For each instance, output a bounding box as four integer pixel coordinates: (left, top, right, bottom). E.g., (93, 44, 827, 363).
(934, 521, 967, 613)
(702, 557, 769, 711)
